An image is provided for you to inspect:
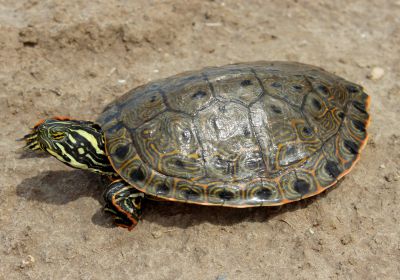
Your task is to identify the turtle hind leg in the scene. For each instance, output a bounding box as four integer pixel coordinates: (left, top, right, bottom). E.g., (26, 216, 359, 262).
(103, 179, 144, 230)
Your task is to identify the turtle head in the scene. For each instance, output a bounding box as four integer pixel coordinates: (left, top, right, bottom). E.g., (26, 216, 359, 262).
(22, 117, 114, 175)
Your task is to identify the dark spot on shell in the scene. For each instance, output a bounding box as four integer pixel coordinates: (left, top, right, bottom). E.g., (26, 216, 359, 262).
(254, 188, 272, 200)
(150, 95, 157, 103)
(175, 159, 185, 167)
(182, 189, 200, 200)
(218, 105, 226, 112)
(271, 105, 282, 114)
(302, 127, 313, 136)
(130, 167, 145, 181)
(114, 144, 129, 159)
(181, 130, 191, 142)
(338, 112, 345, 119)
(215, 155, 224, 167)
(352, 119, 366, 132)
(312, 98, 322, 110)
(325, 160, 341, 178)
(192, 90, 207, 99)
(156, 184, 170, 195)
(271, 82, 282, 88)
(293, 179, 310, 195)
(317, 84, 329, 95)
(292, 84, 303, 91)
(344, 140, 359, 154)
(212, 118, 219, 131)
(352, 101, 367, 114)
(240, 79, 252, 86)
(243, 126, 251, 136)
(218, 189, 235, 201)
(346, 85, 359, 93)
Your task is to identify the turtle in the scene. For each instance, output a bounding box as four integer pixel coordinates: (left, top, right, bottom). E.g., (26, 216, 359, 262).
(22, 61, 370, 230)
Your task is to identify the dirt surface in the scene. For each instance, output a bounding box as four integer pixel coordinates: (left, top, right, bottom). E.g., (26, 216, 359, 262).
(1, 0, 399, 279)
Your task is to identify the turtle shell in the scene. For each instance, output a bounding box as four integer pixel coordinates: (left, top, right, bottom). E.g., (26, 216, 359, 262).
(98, 61, 370, 207)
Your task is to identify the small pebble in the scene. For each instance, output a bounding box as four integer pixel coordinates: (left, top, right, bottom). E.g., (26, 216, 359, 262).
(379, 164, 386, 169)
(117, 79, 126, 84)
(205, 22, 223, 27)
(367, 67, 384, 80)
(107, 67, 116, 76)
(20, 255, 35, 268)
(151, 230, 163, 239)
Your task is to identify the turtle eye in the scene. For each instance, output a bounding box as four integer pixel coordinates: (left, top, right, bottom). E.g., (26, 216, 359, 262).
(51, 131, 66, 141)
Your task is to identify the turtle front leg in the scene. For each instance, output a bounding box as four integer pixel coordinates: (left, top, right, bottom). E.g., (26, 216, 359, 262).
(103, 179, 144, 230)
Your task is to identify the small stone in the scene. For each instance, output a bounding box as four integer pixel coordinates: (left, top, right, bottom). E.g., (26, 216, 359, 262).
(205, 22, 223, 27)
(20, 255, 35, 268)
(107, 67, 116, 76)
(367, 67, 384, 80)
(379, 164, 386, 169)
(19, 27, 38, 47)
(151, 230, 163, 239)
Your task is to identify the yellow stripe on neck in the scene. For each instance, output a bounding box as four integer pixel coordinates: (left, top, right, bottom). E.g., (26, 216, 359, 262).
(74, 129, 105, 155)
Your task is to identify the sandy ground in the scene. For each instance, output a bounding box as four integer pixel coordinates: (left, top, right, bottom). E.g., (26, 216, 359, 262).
(0, 0, 399, 279)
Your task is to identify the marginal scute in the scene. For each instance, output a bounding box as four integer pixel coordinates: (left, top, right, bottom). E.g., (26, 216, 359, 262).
(325, 160, 341, 178)
(130, 166, 146, 181)
(245, 179, 281, 205)
(99, 61, 370, 207)
(293, 179, 310, 195)
(344, 115, 368, 142)
(280, 171, 317, 200)
(344, 140, 359, 155)
(207, 184, 242, 204)
(175, 180, 205, 201)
